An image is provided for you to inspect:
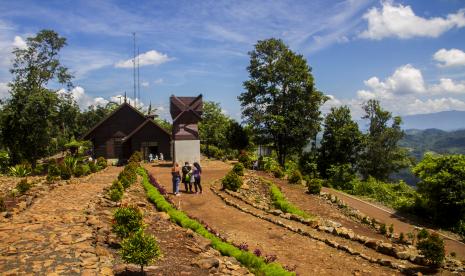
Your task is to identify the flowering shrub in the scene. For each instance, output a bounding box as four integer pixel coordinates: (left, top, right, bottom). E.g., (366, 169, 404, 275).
(253, 248, 262, 257)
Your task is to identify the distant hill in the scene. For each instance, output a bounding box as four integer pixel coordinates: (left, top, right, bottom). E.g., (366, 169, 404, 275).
(401, 110, 465, 131)
(399, 128, 465, 160)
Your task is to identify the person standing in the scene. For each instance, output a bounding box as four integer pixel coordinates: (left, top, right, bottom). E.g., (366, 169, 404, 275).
(171, 162, 181, 196)
(193, 162, 202, 194)
(182, 162, 192, 193)
(159, 152, 164, 161)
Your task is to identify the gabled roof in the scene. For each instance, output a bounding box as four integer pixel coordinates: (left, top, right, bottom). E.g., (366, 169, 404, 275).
(82, 102, 168, 140)
(170, 94, 203, 123)
(122, 119, 171, 142)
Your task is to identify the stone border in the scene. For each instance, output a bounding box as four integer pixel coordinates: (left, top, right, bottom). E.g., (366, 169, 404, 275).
(210, 185, 412, 272)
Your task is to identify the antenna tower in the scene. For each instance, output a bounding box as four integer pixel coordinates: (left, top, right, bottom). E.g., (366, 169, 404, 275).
(132, 32, 136, 107)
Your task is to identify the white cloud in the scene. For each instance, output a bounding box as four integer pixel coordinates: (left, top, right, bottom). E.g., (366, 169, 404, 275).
(12, 36, 27, 49)
(406, 97, 465, 115)
(141, 81, 149, 87)
(431, 78, 465, 94)
(0, 82, 9, 99)
(356, 64, 426, 99)
(360, 1, 465, 40)
(59, 86, 108, 109)
(433, 48, 465, 68)
(154, 78, 164, 85)
(115, 50, 172, 68)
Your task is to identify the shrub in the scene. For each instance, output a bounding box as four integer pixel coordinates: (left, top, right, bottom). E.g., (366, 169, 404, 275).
(288, 170, 302, 184)
(47, 160, 61, 177)
(379, 223, 387, 235)
(232, 163, 245, 176)
(88, 162, 98, 173)
(0, 150, 10, 173)
(96, 157, 107, 170)
(32, 163, 45, 175)
(305, 177, 322, 195)
(73, 164, 87, 177)
(262, 157, 280, 173)
(0, 196, 6, 212)
(238, 151, 253, 168)
(63, 156, 78, 173)
(327, 163, 355, 191)
(113, 205, 144, 239)
(81, 164, 90, 176)
(16, 179, 32, 194)
(272, 166, 284, 178)
(399, 232, 405, 243)
(109, 188, 123, 202)
(417, 228, 429, 241)
(222, 171, 243, 192)
(417, 233, 445, 267)
(298, 151, 319, 178)
(128, 151, 143, 163)
(389, 224, 394, 235)
(9, 164, 31, 177)
(120, 229, 161, 273)
(111, 180, 124, 192)
(59, 164, 72, 180)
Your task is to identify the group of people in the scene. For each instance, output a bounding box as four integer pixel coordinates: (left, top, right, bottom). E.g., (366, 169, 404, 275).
(148, 152, 164, 163)
(171, 161, 202, 196)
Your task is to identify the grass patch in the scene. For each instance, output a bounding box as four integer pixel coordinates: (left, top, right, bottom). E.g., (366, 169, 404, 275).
(138, 168, 294, 276)
(266, 180, 313, 219)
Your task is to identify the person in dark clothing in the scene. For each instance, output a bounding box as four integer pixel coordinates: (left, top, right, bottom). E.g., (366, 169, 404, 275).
(181, 162, 192, 193)
(171, 162, 181, 195)
(193, 162, 202, 194)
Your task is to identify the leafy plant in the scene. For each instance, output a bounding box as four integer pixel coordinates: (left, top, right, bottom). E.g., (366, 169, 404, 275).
(232, 163, 245, 176)
(96, 157, 107, 169)
(16, 179, 32, 194)
(399, 232, 405, 243)
(113, 205, 144, 239)
(120, 229, 161, 274)
(109, 188, 123, 202)
(9, 164, 31, 177)
(59, 164, 72, 180)
(0, 150, 10, 173)
(63, 156, 78, 174)
(253, 248, 262, 257)
(88, 161, 98, 173)
(74, 164, 90, 177)
(222, 171, 243, 192)
(128, 151, 143, 163)
(417, 228, 429, 241)
(288, 170, 302, 184)
(305, 176, 323, 195)
(379, 223, 387, 235)
(389, 224, 394, 235)
(272, 166, 284, 178)
(238, 151, 254, 168)
(417, 233, 445, 267)
(264, 254, 278, 264)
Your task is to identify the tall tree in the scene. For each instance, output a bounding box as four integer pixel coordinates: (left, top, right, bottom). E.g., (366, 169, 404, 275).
(226, 120, 250, 151)
(199, 101, 230, 150)
(239, 38, 327, 165)
(0, 30, 73, 164)
(318, 106, 363, 178)
(359, 99, 410, 180)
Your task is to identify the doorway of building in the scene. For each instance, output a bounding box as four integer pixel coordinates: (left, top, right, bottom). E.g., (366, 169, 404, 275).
(141, 141, 159, 161)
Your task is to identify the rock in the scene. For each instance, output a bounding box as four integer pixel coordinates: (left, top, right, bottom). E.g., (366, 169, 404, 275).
(395, 251, 411, 260)
(2, 211, 12, 218)
(158, 212, 170, 220)
(137, 201, 147, 207)
(379, 259, 392, 267)
(269, 209, 283, 216)
(26, 196, 33, 207)
(365, 239, 379, 250)
(193, 258, 220, 269)
(378, 242, 395, 256)
(17, 201, 27, 211)
(318, 225, 334, 233)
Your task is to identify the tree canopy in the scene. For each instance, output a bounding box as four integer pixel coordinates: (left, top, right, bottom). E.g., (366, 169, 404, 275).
(239, 38, 327, 165)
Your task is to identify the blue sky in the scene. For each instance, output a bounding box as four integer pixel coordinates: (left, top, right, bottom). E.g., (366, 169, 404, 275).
(1, 0, 465, 121)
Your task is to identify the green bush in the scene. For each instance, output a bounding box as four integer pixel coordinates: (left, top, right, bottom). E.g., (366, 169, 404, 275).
(262, 157, 280, 173)
(120, 229, 161, 273)
(379, 223, 387, 235)
(417, 233, 445, 267)
(59, 164, 72, 180)
(47, 160, 61, 177)
(305, 177, 323, 195)
(109, 188, 123, 202)
(272, 166, 284, 178)
(138, 169, 293, 276)
(9, 164, 31, 177)
(63, 156, 78, 173)
(96, 157, 107, 169)
(0, 150, 10, 173)
(232, 163, 245, 176)
(288, 170, 302, 184)
(111, 180, 124, 192)
(32, 163, 45, 175)
(222, 171, 243, 191)
(238, 151, 253, 168)
(269, 181, 312, 219)
(113, 205, 144, 239)
(128, 151, 143, 163)
(298, 151, 319, 178)
(73, 164, 88, 177)
(16, 179, 32, 194)
(327, 163, 355, 191)
(88, 162, 98, 173)
(0, 196, 6, 212)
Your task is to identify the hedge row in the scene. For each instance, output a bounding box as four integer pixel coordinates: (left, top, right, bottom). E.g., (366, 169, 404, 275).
(267, 180, 314, 220)
(138, 169, 293, 276)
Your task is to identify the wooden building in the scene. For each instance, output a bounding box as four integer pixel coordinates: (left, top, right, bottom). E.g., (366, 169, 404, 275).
(82, 102, 171, 161)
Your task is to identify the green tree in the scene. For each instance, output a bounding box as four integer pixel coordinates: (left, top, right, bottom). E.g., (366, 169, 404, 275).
(120, 229, 161, 274)
(318, 106, 363, 178)
(239, 38, 327, 166)
(199, 101, 230, 151)
(413, 153, 465, 226)
(226, 120, 250, 151)
(0, 30, 73, 165)
(359, 100, 410, 180)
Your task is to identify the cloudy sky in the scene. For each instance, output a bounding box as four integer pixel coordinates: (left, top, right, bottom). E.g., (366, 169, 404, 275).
(1, 0, 465, 120)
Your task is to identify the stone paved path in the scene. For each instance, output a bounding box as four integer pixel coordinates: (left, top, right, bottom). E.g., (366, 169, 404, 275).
(0, 166, 121, 275)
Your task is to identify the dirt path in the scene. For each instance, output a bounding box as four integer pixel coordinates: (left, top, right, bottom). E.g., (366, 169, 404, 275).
(0, 166, 121, 275)
(146, 161, 399, 276)
(320, 187, 465, 259)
